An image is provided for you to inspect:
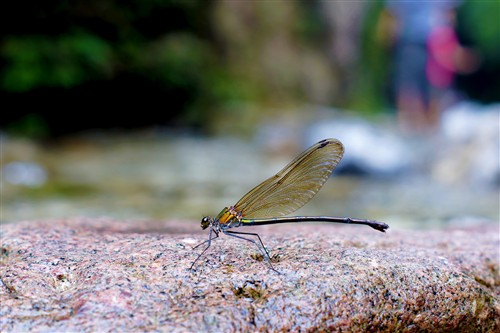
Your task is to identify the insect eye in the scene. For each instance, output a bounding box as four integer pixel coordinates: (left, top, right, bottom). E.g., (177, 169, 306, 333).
(201, 216, 210, 229)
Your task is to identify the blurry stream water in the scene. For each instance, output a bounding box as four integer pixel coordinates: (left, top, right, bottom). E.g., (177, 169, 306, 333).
(2, 134, 498, 230)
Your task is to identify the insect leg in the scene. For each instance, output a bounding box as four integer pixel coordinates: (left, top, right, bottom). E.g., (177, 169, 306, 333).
(223, 230, 278, 272)
(190, 228, 219, 271)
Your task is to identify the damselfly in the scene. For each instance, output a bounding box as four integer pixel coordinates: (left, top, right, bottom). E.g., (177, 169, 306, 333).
(191, 138, 389, 271)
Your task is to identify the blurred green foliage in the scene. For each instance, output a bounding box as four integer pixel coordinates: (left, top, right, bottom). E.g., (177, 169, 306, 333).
(456, 0, 500, 102)
(356, 0, 391, 113)
(459, 0, 500, 59)
(4, 114, 49, 138)
(2, 33, 112, 91)
(1, 0, 499, 137)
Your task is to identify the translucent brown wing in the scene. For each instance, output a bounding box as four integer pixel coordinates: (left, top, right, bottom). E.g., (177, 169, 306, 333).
(233, 138, 344, 218)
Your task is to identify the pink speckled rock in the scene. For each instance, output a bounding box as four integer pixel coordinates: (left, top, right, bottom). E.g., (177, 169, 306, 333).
(1, 218, 498, 332)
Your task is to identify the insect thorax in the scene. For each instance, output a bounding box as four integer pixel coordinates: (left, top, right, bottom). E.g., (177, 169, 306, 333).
(215, 206, 242, 228)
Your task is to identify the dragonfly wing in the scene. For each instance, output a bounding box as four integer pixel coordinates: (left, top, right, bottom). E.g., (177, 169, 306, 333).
(234, 138, 344, 218)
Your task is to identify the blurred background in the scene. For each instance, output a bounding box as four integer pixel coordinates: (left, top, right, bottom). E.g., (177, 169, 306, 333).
(1, 0, 499, 229)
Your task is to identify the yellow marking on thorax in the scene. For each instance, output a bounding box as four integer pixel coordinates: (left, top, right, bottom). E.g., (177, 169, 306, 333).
(216, 206, 241, 225)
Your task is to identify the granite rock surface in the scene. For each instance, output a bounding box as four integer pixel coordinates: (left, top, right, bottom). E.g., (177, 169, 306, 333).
(1, 219, 499, 332)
